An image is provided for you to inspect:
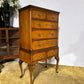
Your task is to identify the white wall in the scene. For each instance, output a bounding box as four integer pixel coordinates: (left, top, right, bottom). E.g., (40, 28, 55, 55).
(14, 0, 84, 67)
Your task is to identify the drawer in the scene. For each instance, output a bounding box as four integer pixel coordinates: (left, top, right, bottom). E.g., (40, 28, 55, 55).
(32, 10, 46, 20)
(47, 13, 58, 21)
(32, 52, 46, 61)
(32, 39, 58, 50)
(32, 30, 58, 39)
(47, 49, 58, 57)
(32, 20, 58, 29)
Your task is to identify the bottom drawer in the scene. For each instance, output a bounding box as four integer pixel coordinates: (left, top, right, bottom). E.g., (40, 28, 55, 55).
(47, 49, 58, 57)
(32, 52, 46, 61)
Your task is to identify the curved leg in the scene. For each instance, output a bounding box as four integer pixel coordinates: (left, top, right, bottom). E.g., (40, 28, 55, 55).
(19, 60, 23, 78)
(45, 59, 47, 68)
(28, 65, 35, 84)
(55, 56, 59, 73)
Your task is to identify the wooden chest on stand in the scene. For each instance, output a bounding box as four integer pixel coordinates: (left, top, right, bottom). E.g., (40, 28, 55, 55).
(19, 5, 60, 84)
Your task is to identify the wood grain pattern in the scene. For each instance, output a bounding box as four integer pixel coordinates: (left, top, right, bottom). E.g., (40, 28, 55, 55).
(47, 49, 58, 57)
(32, 10, 46, 20)
(47, 12, 58, 21)
(32, 20, 58, 29)
(32, 39, 58, 50)
(32, 30, 58, 39)
(19, 50, 31, 64)
(32, 52, 46, 61)
(19, 8, 31, 50)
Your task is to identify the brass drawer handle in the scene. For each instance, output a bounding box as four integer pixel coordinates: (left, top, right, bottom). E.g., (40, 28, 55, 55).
(38, 24, 41, 27)
(38, 34, 41, 37)
(38, 44, 41, 47)
(52, 16, 55, 19)
(51, 42, 54, 45)
(51, 33, 54, 36)
(52, 25, 55, 27)
(52, 52, 55, 55)
(38, 14, 42, 17)
(39, 55, 42, 58)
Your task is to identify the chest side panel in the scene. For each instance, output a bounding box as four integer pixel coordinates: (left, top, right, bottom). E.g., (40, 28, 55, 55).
(19, 8, 32, 64)
(19, 8, 31, 50)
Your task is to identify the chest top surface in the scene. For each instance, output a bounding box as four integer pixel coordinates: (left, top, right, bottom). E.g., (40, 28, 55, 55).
(19, 5, 60, 14)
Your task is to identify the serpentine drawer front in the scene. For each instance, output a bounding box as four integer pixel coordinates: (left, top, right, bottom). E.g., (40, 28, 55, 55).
(19, 5, 60, 84)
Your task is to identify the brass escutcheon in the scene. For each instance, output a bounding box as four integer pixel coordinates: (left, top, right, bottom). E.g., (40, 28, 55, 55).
(51, 33, 54, 36)
(38, 44, 41, 47)
(38, 34, 41, 37)
(52, 25, 55, 27)
(51, 42, 54, 45)
(38, 14, 42, 17)
(52, 52, 55, 55)
(38, 24, 41, 27)
(39, 55, 42, 58)
(52, 16, 55, 19)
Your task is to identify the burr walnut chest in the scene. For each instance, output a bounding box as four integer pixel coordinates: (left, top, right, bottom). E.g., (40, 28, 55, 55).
(19, 5, 60, 84)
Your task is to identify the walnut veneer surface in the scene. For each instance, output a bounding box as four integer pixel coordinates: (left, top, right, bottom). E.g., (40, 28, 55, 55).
(19, 5, 60, 84)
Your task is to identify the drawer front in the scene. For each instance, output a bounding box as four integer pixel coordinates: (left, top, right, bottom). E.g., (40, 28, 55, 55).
(47, 13, 58, 21)
(47, 49, 58, 57)
(32, 20, 58, 29)
(32, 30, 58, 39)
(32, 10, 46, 20)
(32, 52, 46, 61)
(32, 39, 58, 50)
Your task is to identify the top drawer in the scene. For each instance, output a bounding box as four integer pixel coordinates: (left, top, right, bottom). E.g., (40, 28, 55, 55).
(47, 13, 58, 21)
(32, 10, 46, 20)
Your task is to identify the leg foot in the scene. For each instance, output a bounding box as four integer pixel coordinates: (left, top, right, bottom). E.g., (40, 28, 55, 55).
(55, 56, 59, 73)
(56, 71, 59, 73)
(45, 65, 47, 68)
(28, 65, 35, 84)
(20, 75, 23, 78)
(45, 59, 47, 68)
(19, 60, 23, 78)
(0, 70, 1, 73)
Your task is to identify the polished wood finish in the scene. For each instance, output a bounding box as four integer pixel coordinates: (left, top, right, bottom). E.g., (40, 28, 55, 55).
(32, 20, 58, 29)
(32, 52, 46, 61)
(47, 49, 58, 57)
(19, 5, 60, 84)
(32, 10, 46, 20)
(32, 39, 58, 50)
(47, 12, 58, 21)
(32, 30, 58, 39)
(0, 28, 19, 61)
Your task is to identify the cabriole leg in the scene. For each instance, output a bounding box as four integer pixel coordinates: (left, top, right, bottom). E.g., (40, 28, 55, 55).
(19, 60, 23, 78)
(28, 65, 35, 84)
(55, 56, 59, 73)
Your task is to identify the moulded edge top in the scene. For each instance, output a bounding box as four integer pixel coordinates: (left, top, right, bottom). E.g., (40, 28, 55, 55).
(19, 5, 60, 14)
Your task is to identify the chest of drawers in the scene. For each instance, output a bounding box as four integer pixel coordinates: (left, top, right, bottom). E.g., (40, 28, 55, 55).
(19, 5, 60, 84)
